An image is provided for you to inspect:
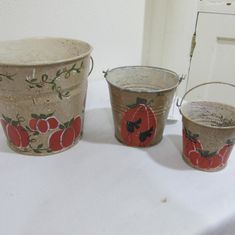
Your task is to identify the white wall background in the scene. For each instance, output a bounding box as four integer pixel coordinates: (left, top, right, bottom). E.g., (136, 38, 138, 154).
(142, 0, 198, 96)
(0, 0, 200, 91)
(0, 0, 146, 79)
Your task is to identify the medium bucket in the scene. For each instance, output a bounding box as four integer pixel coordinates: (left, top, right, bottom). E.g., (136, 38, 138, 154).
(105, 66, 181, 147)
(0, 37, 93, 156)
(177, 82, 235, 171)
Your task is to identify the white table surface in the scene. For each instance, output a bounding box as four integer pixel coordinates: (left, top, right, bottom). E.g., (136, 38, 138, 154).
(0, 80, 235, 235)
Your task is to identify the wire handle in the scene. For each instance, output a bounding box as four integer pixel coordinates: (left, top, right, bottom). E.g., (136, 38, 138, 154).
(88, 56, 94, 76)
(176, 81, 235, 108)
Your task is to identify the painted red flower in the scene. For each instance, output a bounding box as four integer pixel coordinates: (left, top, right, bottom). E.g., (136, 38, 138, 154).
(1, 115, 29, 148)
(49, 116, 81, 151)
(29, 113, 59, 133)
(183, 128, 202, 156)
(121, 97, 157, 147)
(183, 127, 234, 170)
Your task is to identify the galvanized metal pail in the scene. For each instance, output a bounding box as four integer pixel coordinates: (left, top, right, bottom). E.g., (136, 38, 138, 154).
(177, 82, 235, 171)
(0, 37, 93, 156)
(105, 66, 181, 147)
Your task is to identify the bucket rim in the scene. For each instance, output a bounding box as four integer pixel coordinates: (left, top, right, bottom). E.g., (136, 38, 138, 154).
(105, 65, 180, 93)
(180, 101, 235, 130)
(0, 37, 93, 67)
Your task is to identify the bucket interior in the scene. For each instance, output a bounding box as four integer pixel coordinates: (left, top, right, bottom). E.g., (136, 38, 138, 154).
(0, 38, 92, 65)
(106, 66, 179, 92)
(181, 101, 235, 128)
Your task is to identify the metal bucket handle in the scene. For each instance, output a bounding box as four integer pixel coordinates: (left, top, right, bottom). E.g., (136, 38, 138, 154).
(176, 81, 235, 108)
(88, 56, 94, 76)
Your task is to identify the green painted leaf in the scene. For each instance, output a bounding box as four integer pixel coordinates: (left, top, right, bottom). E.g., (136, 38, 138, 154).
(185, 128, 199, 141)
(25, 126, 31, 131)
(126, 97, 148, 108)
(127, 104, 138, 109)
(46, 112, 54, 118)
(31, 114, 39, 119)
(12, 121, 19, 126)
(40, 114, 47, 119)
(64, 121, 70, 128)
(136, 97, 147, 105)
(197, 149, 217, 158)
(2, 114, 12, 123)
(33, 149, 41, 153)
(58, 93, 63, 100)
(17, 114, 25, 123)
(52, 84, 56, 91)
(37, 144, 43, 149)
(226, 138, 235, 145)
(56, 70, 62, 77)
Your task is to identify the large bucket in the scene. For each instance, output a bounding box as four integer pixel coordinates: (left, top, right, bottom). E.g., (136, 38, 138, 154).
(105, 66, 181, 147)
(0, 37, 93, 156)
(178, 82, 235, 171)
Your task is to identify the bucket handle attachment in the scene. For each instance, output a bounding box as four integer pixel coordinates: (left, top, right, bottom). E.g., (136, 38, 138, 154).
(179, 74, 186, 84)
(176, 81, 235, 108)
(103, 69, 109, 78)
(88, 56, 94, 76)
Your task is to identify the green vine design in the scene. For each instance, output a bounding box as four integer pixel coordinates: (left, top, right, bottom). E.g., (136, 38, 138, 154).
(28, 143, 52, 154)
(1, 113, 53, 154)
(25, 62, 83, 99)
(0, 73, 16, 82)
(21, 140, 52, 154)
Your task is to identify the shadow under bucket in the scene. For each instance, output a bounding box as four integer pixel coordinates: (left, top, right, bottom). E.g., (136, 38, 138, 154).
(105, 66, 181, 147)
(178, 82, 235, 171)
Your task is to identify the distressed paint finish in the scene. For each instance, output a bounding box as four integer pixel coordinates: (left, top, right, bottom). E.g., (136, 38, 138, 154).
(0, 38, 92, 156)
(120, 98, 157, 147)
(183, 127, 234, 171)
(180, 100, 235, 172)
(105, 66, 180, 147)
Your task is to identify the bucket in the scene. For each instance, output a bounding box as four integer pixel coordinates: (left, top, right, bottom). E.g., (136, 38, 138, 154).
(104, 66, 181, 147)
(177, 82, 235, 171)
(0, 37, 93, 156)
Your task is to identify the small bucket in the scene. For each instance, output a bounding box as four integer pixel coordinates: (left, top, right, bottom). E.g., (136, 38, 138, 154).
(177, 82, 235, 171)
(104, 66, 181, 147)
(0, 37, 93, 156)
